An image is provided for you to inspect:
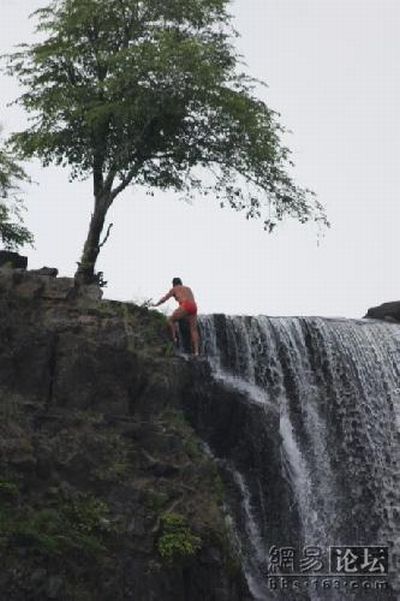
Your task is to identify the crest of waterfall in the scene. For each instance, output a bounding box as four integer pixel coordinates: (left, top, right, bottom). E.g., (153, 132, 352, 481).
(196, 315, 400, 601)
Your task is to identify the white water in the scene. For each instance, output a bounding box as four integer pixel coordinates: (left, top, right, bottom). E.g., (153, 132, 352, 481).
(199, 315, 400, 600)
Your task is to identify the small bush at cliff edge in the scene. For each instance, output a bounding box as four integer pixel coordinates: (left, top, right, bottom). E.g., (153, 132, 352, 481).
(157, 512, 202, 564)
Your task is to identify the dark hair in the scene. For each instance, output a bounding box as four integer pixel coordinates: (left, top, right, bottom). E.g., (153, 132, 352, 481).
(172, 277, 182, 286)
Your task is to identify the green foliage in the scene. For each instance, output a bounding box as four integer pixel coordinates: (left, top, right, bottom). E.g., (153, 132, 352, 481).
(116, 300, 172, 356)
(0, 142, 34, 250)
(0, 479, 19, 499)
(3, 0, 328, 277)
(0, 492, 111, 558)
(161, 408, 205, 460)
(61, 494, 110, 537)
(91, 430, 133, 482)
(157, 512, 202, 564)
(145, 490, 170, 513)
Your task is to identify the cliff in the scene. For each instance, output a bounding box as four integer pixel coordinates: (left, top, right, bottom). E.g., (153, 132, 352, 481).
(0, 266, 249, 601)
(365, 300, 400, 323)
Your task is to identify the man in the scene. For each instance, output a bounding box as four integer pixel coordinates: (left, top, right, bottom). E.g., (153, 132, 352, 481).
(153, 277, 200, 356)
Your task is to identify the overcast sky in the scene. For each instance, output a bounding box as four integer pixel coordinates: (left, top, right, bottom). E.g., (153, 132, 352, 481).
(1, 0, 400, 317)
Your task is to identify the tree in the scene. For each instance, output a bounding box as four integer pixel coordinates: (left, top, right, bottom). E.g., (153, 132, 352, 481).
(0, 139, 34, 250)
(4, 0, 328, 283)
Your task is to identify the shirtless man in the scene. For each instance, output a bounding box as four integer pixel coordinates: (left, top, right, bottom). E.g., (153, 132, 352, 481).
(153, 277, 199, 356)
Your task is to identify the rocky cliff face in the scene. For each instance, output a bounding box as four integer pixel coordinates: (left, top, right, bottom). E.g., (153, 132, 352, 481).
(365, 301, 400, 323)
(0, 267, 250, 601)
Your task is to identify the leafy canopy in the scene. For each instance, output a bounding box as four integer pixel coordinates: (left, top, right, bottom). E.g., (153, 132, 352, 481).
(0, 139, 34, 250)
(4, 0, 328, 230)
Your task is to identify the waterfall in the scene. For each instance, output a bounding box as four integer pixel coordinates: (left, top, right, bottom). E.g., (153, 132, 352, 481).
(191, 315, 400, 601)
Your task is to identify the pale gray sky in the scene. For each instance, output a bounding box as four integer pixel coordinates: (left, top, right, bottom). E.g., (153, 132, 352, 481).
(1, 0, 400, 317)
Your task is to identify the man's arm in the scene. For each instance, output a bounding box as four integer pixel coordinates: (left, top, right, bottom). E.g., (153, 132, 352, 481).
(153, 288, 174, 307)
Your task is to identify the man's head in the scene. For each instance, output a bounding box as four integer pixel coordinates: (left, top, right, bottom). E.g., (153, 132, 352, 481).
(172, 277, 182, 287)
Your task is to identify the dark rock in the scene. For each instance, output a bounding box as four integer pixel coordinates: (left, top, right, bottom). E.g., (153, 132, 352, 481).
(31, 266, 59, 277)
(31, 568, 47, 584)
(127, 515, 146, 536)
(42, 276, 75, 300)
(150, 462, 180, 478)
(0, 271, 249, 601)
(365, 301, 400, 323)
(46, 575, 64, 599)
(9, 451, 37, 473)
(74, 283, 103, 302)
(13, 271, 45, 298)
(0, 250, 28, 269)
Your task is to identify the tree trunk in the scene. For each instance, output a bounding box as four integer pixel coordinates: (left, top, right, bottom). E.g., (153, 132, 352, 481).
(75, 196, 109, 284)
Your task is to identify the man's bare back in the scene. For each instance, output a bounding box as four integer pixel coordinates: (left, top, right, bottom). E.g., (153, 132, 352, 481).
(171, 285, 195, 304)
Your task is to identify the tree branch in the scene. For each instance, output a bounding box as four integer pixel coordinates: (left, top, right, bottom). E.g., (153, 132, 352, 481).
(104, 167, 117, 195)
(109, 161, 143, 203)
(99, 222, 113, 248)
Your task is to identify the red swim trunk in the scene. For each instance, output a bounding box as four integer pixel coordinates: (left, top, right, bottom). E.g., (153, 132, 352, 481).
(180, 300, 198, 316)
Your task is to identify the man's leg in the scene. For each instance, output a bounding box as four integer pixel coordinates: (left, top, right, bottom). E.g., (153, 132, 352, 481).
(168, 319, 179, 343)
(168, 307, 187, 344)
(188, 315, 200, 356)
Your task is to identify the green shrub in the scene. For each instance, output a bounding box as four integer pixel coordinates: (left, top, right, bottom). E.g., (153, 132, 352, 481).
(157, 513, 201, 564)
(62, 495, 110, 536)
(0, 479, 19, 499)
(3, 493, 111, 558)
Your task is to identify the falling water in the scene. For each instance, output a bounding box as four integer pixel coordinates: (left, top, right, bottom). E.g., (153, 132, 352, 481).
(195, 315, 400, 601)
